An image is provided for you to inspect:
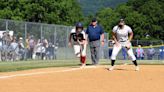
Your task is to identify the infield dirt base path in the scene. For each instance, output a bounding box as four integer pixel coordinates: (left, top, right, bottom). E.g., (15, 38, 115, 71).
(0, 65, 164, 92)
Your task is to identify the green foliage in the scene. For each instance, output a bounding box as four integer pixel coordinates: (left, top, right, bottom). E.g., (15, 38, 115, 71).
(0, 0, 83, 25)
(78, 0, 128, 16)
(95, 0, 164, 40)
(0, 0, 163, 40)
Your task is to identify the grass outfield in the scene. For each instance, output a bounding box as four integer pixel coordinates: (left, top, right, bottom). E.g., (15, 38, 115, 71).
(0, 59, 163, 72)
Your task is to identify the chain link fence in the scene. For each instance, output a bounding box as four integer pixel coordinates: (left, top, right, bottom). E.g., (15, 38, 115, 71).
(0, 19, 163, 61)
(0, 19, 109, 61)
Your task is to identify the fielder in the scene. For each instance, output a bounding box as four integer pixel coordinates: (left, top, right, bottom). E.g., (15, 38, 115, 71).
(109, 19, 139, 71)
(68, 22, 87, 68)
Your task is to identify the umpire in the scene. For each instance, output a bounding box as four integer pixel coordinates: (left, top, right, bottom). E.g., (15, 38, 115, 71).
(86, 18, 105, 65)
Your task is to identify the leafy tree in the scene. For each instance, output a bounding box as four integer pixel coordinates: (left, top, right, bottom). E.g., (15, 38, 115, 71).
(78, 0, 128, 16)
(0, 0, 83, 25)
(95, 0, 164, 40)
(96, 8, 120, 38)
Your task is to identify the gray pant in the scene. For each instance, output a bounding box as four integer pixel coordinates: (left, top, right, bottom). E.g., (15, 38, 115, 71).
(89, 40, 100, 65)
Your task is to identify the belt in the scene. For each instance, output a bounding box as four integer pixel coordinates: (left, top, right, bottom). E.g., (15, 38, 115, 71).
(120, 40, 127, 42)
(89, 39, 100, 42)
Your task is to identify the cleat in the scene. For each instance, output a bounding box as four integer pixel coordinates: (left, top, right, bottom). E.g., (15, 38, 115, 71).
(135, 66, 139, 71)
(108, 66, 115, 71)
(80, 64, 86, 69)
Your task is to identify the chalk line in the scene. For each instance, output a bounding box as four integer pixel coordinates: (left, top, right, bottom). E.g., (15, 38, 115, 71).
(0, 66, 100, 79)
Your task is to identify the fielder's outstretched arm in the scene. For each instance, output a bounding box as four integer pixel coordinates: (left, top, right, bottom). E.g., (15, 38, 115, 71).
(112, 32, 118, 43)
(128, 32, 133, 42)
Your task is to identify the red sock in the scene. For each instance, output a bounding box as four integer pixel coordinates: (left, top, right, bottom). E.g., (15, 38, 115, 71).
(80, 56, 83, 63)
(81, 56, 86, 64)
(84, 56, 86, 64)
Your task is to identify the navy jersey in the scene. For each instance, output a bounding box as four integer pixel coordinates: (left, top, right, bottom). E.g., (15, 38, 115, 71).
(86, 24, 104, 41)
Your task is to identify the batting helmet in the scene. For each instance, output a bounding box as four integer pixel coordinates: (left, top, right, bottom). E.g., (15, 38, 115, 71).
(76, 22, 83, 28)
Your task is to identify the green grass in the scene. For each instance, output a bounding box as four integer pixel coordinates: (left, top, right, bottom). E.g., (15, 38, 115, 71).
(0, 59, 163, 72)
(0, 60, 79, 72)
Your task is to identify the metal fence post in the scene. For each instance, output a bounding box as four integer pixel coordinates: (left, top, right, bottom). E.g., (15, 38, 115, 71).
(5, 20, 8, 31)
(54, 26, 56, 60)
(65, 27, 68, 59)
(54, 26, 56, 45)
(40, 24, 43, 60)
(24, 23, 27, 60)
(40, 24, 43, 41)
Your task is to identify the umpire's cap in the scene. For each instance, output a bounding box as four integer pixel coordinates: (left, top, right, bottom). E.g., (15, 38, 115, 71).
(76, 22, 83, 28)
(92, 18, 97, 22)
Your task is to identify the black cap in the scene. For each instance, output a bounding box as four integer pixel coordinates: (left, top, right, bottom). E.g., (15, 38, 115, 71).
(92, 18, 97, 22)
(119, 19, 125, 22)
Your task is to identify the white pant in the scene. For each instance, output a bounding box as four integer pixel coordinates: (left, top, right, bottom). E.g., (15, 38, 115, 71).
(111, 42, 136, 61)
(73, 44, 87, 57)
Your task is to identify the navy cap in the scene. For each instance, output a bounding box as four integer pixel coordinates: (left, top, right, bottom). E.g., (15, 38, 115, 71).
(92, 18, 97, 22)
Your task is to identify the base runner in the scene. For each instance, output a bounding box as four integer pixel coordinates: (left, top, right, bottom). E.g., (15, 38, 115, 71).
(68, 22, 87, 68)
(109, 19, 139, 71)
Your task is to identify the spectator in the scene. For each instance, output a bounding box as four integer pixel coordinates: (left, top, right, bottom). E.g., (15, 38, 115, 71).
(18, 37, 25, 60)
(2, 31, 12, 45)
(10, 37, 19, 61)
(42, 38, 49, 48)
(29, 35, 35, 59)
(159, 46, 164, 60)
(147, 45, 155, 60)
(122, 48, 127, 60)
(35, 39, 46, 60)
(135, 45, 145, 60)
(46, 42, 56, 60)
(25, 34, 30, 60)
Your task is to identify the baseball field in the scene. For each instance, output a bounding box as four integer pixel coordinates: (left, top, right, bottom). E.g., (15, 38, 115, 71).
(0, 60, 164, 92)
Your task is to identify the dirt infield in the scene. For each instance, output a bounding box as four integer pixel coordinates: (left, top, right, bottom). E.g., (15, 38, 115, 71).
(0, 65, 164, 92)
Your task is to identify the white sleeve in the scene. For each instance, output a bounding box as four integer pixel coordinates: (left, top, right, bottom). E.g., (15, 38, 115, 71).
(70, 28, 76, 33)
(82, 31, 86, 39)
(127, 26, 132, 33)
(112, 26, 118, 33)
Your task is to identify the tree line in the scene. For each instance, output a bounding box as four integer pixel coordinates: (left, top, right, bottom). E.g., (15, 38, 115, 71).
(95, 0, 164, 40)
(0, 0, 83, 25)
(0, 0, 163, 40)
(78, 0, 128, 16)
